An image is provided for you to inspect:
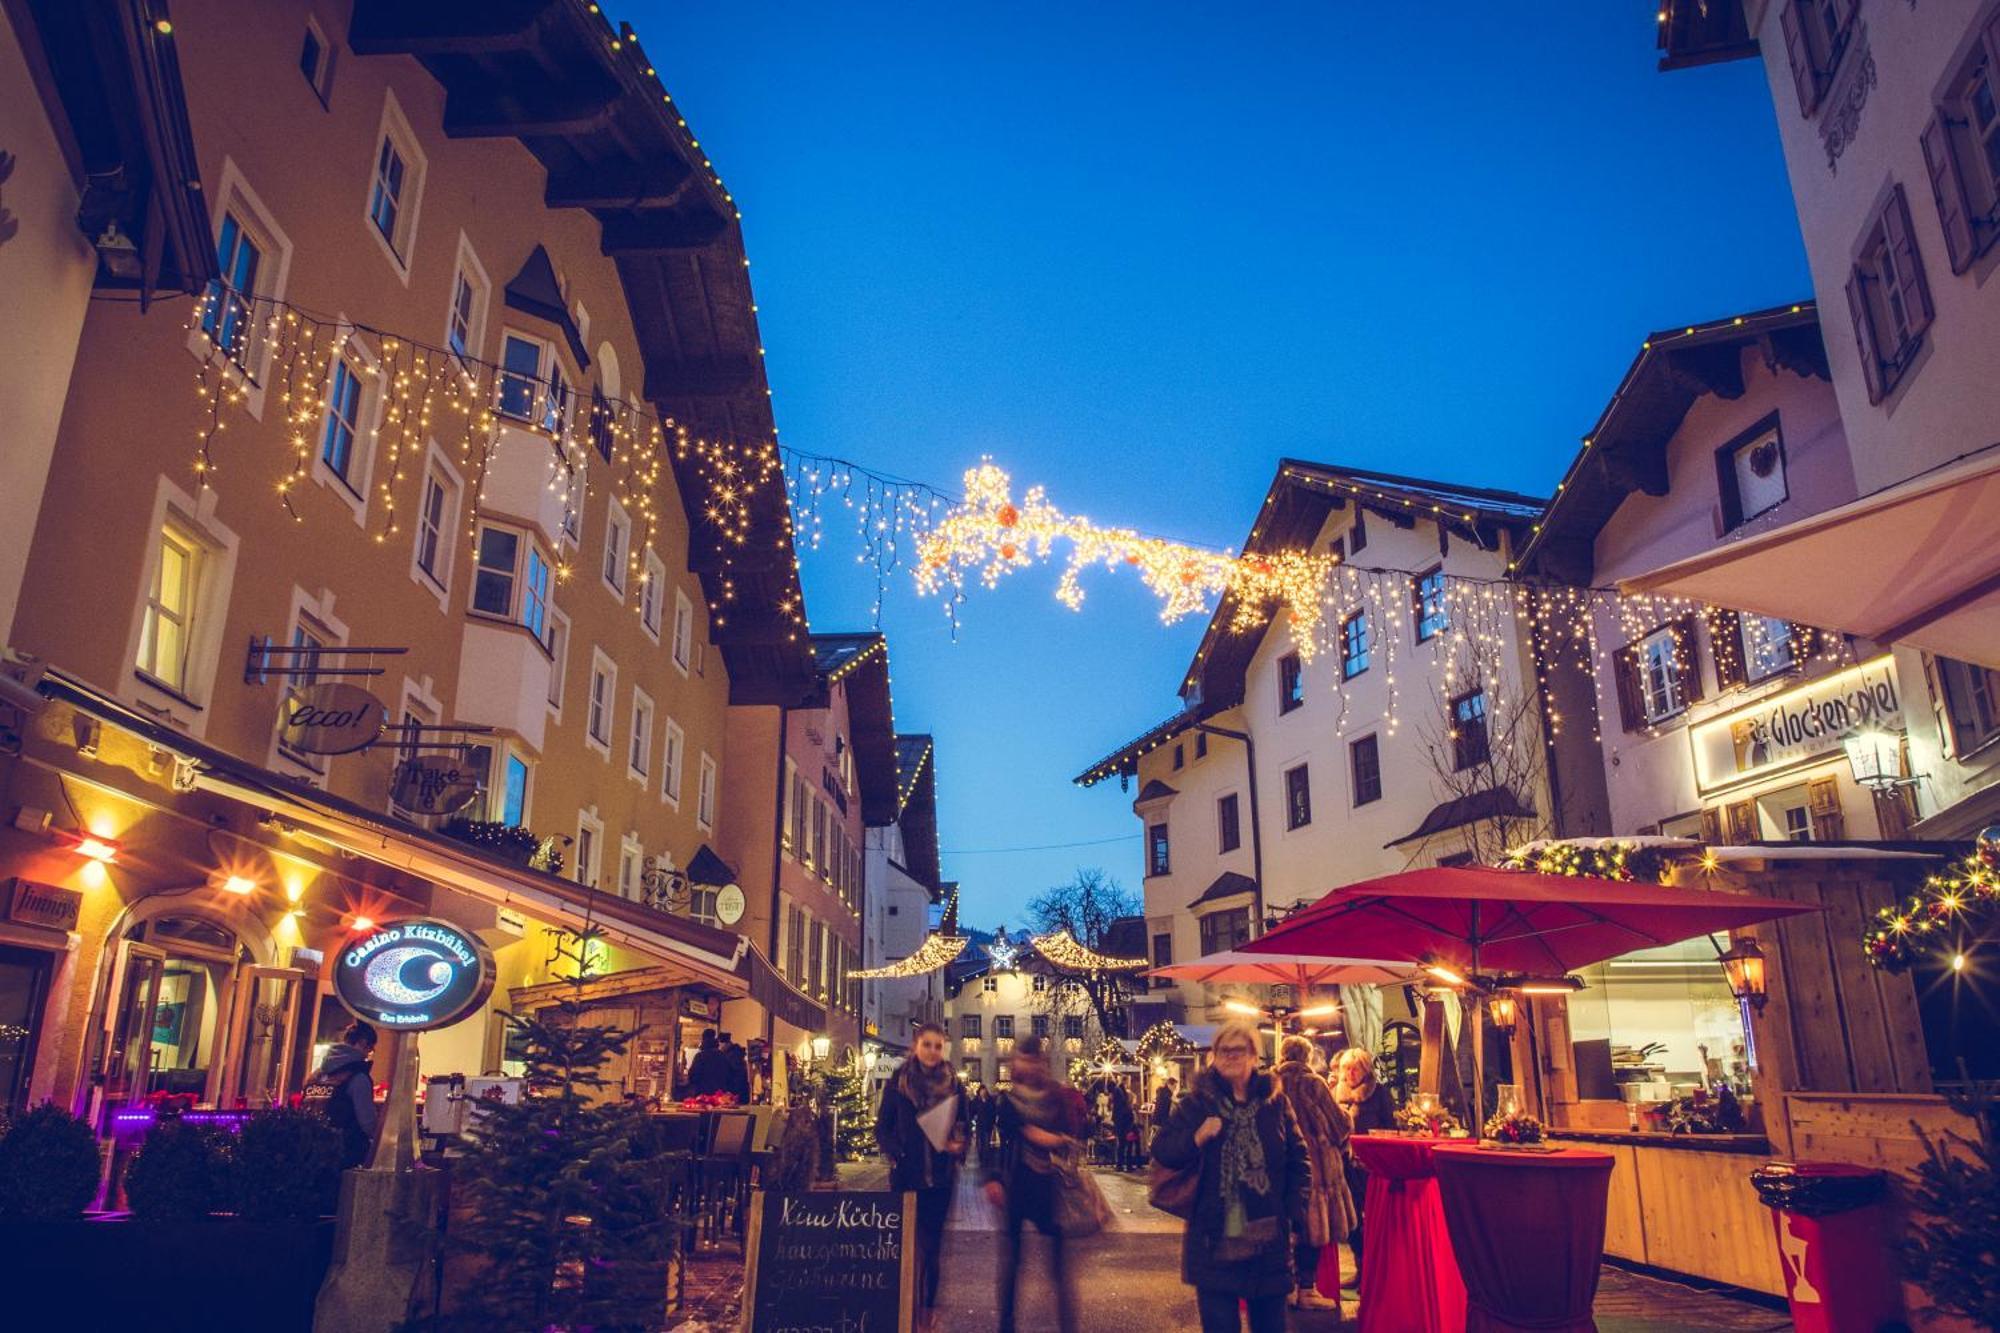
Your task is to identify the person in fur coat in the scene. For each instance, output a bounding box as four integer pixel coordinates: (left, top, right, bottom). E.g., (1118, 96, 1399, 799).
(1271, 1035, 1356, 1309)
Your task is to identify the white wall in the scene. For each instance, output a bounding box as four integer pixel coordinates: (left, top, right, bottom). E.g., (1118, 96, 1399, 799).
(0, 15, 97, 644)
(862, 819, 940, 1040)
(1749, 0, 2000, 494)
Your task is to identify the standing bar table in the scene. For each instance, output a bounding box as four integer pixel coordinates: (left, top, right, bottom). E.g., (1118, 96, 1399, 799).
(1432, 1142, 1615, 1333)
(1349, 1134, 1468, 1333)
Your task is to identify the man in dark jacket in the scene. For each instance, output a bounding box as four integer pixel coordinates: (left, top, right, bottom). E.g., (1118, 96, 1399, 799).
(684, 1029, 729, 1097)
(982, 1037, 1086, 1333)
(717, 1031, 752, 1102)
(1152, 1023, 1311, 1333)
(302, 1021, 379, 1167)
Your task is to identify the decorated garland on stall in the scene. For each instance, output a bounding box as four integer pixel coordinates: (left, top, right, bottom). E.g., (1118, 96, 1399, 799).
(1500, 838, 1677, 885)
(1136, 1020, 1195, 1062)
(1862, 838, 2000, 974)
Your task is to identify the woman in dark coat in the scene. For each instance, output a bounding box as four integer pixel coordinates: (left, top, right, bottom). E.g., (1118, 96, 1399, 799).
(1332, 1045, 1397, 1289)
(874, 1023, 967, 1328)
(1151, 1021, 1311, 1333)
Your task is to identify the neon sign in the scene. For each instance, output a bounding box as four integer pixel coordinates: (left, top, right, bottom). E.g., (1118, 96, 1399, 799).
(334, 917, 494, 1030)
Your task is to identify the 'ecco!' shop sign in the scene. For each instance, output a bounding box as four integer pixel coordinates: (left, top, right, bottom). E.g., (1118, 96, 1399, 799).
(1692, 658, 1902, 791)
(334, 918, 495, 1030)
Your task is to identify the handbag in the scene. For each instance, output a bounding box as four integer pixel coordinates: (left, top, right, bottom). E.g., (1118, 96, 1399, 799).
(1052, 1144, 1113, 1238)
(1147, 1156, 1200, 1219)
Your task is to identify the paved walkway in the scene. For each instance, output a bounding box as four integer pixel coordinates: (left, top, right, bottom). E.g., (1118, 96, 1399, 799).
(840, 1159, 1792, 1332)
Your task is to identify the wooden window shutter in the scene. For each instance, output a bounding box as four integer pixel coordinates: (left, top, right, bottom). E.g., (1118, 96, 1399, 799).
(1807, 775, 1845, 841)
(1725, 801, 1758, 845)
(1884, 186, 1935, 339)
(1779, 1, 1823, 115)
(1672, 614, 1705, 703)
(1873, 786, 1914, 839)
(1699, 806, 1724, 846)
(1710, 610, 1746, 690)
(1921, 114, 1978, 274)
(1611, 643, 1645, 733)
(1844, 266, 1888, 404)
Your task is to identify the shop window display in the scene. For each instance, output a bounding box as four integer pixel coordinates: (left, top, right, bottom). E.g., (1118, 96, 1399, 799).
(1566, 937, 1750, 1125)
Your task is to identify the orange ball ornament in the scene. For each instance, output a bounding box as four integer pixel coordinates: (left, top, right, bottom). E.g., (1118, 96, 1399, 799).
(1000, 543, 1018, 560)
(997, 504, 1019, 528)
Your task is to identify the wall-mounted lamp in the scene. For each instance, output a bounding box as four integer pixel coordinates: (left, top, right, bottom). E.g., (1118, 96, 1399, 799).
(1716, 938, 1768, 1013)
(1843, 729, 1920, 794)
(811, 1033, 831, 1062)
(66, 832, 121, 863)
(1487, 994, 1519, 1031)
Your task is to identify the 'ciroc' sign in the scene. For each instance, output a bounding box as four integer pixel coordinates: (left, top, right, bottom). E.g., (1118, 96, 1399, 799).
(335, 918, 494, 1030)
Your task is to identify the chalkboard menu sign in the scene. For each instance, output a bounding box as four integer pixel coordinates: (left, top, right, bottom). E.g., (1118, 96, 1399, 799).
(742, 1189, 914, 1333)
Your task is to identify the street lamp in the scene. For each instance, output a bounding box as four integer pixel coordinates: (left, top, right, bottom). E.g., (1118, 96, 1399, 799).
(810, 1033, 831, 1063)
(1843, 729, 1919, 794)
(1716, 938, 1769, 1013)
(1487, 993, 1519, 1032)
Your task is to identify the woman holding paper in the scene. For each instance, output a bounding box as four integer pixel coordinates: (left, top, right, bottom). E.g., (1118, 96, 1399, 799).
(874, 1021, 967, 1330)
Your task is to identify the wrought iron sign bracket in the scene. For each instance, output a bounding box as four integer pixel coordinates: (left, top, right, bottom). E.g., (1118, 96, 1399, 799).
(245, 635, 409, 685)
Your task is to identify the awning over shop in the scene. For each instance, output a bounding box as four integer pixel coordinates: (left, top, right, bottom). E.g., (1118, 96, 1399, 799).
(40, 671, 748, 994)
(509, 965, 737, 1011)
(1620, 447, 2000, 669)
(738, 943, 825, 1032)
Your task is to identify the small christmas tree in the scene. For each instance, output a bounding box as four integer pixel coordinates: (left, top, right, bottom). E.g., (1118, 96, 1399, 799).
(824, 1064, 877, 1162)
(1904, 1082, 2000, 1328)
(440, 926, 675, 1330)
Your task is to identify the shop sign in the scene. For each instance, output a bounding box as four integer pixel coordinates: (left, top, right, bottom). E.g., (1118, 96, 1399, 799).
(1691, 659, 1902, 792)
(3, 879, 81, 933)
(280, 683, 386, 756)
(335, 917, 494, 1029)
(390, 754, 481, 816)
(714, 883, 746, 925)
(681, 994, 722, 1022)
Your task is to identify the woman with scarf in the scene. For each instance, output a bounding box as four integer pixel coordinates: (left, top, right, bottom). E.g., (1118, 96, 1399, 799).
(1332, 1045, 1396, 1289)
(1152, 1021, 1310, 1333)
(875, 1022, 967, 1329)
(982, 1035, 1086, 1333)
(1272, 1035, 1355, 1310)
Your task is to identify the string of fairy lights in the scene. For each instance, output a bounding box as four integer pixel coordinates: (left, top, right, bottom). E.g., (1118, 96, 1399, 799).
(181, 272, 1836, 759)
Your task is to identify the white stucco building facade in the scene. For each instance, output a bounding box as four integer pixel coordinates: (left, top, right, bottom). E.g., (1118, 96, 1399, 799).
(860, 735, 946, 1045)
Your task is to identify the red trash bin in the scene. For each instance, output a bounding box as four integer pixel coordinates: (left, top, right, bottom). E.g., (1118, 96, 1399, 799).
(1750, 1161, 1906, 1333)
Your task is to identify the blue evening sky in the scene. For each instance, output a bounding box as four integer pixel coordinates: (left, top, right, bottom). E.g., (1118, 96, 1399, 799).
(634, 2, 1810, 928)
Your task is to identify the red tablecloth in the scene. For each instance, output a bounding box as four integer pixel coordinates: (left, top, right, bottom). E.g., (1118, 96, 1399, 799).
(1432, 1142, 1615, 1333)
(1350, 1135, 1468, 1333)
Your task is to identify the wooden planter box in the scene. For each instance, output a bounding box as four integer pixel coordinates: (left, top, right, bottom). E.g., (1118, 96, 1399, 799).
(0, 1215, 335, 1331)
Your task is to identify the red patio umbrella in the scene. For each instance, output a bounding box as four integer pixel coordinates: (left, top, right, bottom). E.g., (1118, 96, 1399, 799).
(1242, 866, 1818, 1127)
(1241, 866, 1817, 978)
(1148, 950, 1413, 989)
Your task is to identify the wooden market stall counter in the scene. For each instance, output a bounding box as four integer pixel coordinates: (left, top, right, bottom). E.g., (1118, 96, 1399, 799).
(1545, 1129, 1784, 1296)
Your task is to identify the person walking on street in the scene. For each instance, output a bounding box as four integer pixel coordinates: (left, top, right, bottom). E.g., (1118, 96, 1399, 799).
(1273, 1035, 1355, 1311)
(1151, 1021, 1310, 1333)
(1110, 1080, 1140, 1171)
(302, 1020, 379, 1168)
(875, 1022, 967, 1331)
(1150, 1077, 1177, 1150)
(983, 1035, 1085, 1333)
(1332, 1045, 1396, 1291)
(976, 1082, 998, 1160)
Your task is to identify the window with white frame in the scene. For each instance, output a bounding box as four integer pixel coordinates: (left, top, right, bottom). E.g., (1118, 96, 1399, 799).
(696, 753, 717, 831)
(586, 651, 616, 756)
(364, 92, 425, 274)
(298, 16, 333, 103)
(672, 589, 694, 673)
(542, 357, 571, 437)
(640, 550, 665, 639)
(469, 523, 552, 647)
(412, 453, 460, 594)
(388, 685, 440, 819)
(1638, 627, 1686, 722)
(618, 836, 643, 901)
(629, 689, 654, 781)
(662, 718, 685, 806)
(687, 882, 720, 926)
(445, 235, 489, 365)
(275, 596, 347, 777)
(316, 333, 379, 514)
(602, 497, 630, 599)
(201, 209, 266, 373)
(1741, 615, 1796, 682)
(546, 607, 570, 715)
(138, 522, 203, 694)
(574, 811, 603, 889)
(495, 333, 569, 431)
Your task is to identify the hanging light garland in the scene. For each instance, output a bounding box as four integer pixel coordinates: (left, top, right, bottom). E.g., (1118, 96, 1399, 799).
(1030, 928, 1150, 972)
(1136, 1020, 1195, 1061)
(850, 930, 969, 979)
(1862, 835, 2000, 973)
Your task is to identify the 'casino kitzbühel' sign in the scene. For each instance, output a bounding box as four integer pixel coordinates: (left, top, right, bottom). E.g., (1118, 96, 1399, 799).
(334, 918, 494, 1030)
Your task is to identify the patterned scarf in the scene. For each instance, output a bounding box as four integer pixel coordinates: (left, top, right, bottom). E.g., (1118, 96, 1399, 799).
(1216, 1091, 1270, 1238)
(894, 1055, 956, 1114)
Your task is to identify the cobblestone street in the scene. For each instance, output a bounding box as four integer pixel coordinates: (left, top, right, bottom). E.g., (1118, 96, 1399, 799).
(802, 1163, 1794, 1333)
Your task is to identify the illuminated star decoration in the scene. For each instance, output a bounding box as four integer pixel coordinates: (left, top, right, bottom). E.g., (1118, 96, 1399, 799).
(915, 462, 1342, 659)
(986, 928, 1020, 973)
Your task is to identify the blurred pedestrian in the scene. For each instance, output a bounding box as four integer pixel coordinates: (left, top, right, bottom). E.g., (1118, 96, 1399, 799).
(717, 1030, 751, 1103)
(983, 1035, 1085, 1333)
(1333, 1045, 1396, 1290)
(1151, 1077, 1177, 1149)
(1151, 1021, 1309, 1333)
(1273, 1035, 1354, 1310)
(684, 1029, 727, 1098)
(1110, 1081, 1140, 1170)
(875, 1022, 967, 1331)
